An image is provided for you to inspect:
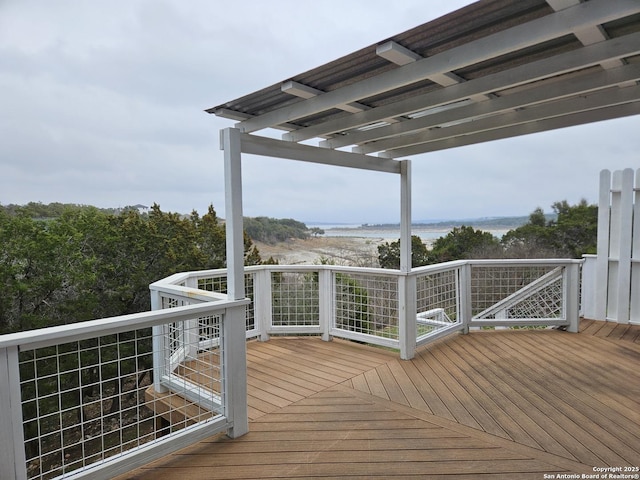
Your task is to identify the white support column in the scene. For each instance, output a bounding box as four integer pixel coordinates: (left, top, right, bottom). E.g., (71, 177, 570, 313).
(399, 160, 412, 273)
(221, 127, 248, 438)
(222, 127, 246, 301)
(398, 160, 416, 359)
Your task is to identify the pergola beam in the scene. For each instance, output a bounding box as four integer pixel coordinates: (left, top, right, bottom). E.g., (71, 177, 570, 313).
(236, 0, 640, 134)
(296, 31, 640, 144)
(238, 133, 401, 174)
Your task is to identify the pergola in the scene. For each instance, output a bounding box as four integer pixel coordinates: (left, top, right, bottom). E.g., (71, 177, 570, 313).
(208, 0, 640, 315)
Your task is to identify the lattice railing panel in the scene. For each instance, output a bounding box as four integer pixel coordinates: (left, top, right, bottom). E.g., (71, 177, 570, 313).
(471, 265, 563, 320)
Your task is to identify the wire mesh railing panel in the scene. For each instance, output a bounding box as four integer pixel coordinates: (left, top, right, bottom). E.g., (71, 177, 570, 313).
(470, 264, 563, 321)
(334, 272, 398, 339)
(271, 271, 320, 327)
(415, 268, 460, 338)
(18, 322, 223, 480)
(198, 272, 255, 331)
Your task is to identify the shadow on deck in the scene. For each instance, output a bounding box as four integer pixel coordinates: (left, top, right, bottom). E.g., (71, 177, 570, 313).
(119, 320, 640, 479)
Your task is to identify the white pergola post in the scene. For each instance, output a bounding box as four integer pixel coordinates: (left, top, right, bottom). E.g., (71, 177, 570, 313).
(221, 127, 248, 438)
(398, 160, 416, 360)
(399, 160, 412, 273)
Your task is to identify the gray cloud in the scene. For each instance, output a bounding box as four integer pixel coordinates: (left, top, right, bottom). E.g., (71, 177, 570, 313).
(1, 0, 638, 223)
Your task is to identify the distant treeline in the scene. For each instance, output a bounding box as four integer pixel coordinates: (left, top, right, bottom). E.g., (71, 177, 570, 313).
(364, 213, 557, 231)
(0, 201, 143, 219)
(1, 202, 314, 244)
(243, 216, 311, 244)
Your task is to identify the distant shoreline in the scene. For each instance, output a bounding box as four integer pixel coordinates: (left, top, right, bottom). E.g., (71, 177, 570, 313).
(308, 213, 553, 234)
(309, 214, 544, 242)
(321, 226, 510, 243)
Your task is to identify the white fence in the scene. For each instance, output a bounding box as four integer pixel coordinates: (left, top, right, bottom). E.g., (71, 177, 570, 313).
(582, 168, 640, 324)
(0, 258, 580, 479)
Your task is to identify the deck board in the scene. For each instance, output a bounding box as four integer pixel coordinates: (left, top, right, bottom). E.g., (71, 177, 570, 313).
(118, 321, 640, 480)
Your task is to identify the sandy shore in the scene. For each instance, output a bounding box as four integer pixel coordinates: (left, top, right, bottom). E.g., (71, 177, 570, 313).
(254, 236, 392, 266)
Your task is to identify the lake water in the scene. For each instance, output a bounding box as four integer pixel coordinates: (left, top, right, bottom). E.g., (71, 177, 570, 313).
(313, 226, 510, 244)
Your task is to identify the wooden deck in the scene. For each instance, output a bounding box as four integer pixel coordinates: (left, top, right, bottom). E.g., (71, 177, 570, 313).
(119, 320, 640, 479)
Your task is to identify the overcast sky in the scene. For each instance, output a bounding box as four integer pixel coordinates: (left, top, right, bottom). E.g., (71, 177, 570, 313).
(1, 1, 638, 224)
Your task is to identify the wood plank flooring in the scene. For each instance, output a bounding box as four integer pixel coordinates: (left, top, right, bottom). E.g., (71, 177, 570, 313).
(118, 320, 640, 479)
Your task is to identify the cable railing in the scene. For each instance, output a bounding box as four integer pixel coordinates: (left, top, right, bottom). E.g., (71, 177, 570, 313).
(0, 258, 581, 479)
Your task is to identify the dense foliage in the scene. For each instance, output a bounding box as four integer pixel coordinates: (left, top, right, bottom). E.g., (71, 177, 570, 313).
(429, 226, 501, 263)
(0, 203, 262, 334)
(243, 216, 310, 244)
(377, 200, 598, 268)
(377, 235, 430, 269)
(501, 200, 597, 258)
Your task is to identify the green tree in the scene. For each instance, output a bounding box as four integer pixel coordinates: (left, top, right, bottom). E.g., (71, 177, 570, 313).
(501, 207, 555, 257)
(377, 235, 430, 269)
(549, 199, 598, 257)
(501, 200, 597, 258)
(243, 216, 310, 243)
(428, 226, 500, 264)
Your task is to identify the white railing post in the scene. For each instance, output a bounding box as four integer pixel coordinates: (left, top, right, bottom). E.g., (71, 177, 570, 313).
(254, 267, 271, 341)
(150, 287, 168, 393)
(319, 268, 333, 342)
(459, 263, 473, 334)
(184, 275, 200, 360)
(565, 263, 581, 332)
(398, 274, 417, 360)
(223, 304, 249, 438)
(581, 254, 597, 319)
(0, 346, 27, 480)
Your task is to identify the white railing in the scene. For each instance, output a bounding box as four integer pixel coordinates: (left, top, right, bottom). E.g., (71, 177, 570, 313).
(0, 295, 248, 480)
(164, 259, 582, 358)
(0, 257, 581, 479)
